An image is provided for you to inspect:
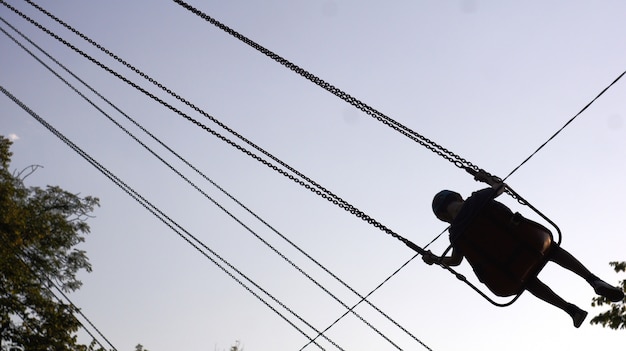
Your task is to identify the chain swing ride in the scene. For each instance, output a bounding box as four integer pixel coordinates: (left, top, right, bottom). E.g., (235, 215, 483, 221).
(2, 0, 625, 345)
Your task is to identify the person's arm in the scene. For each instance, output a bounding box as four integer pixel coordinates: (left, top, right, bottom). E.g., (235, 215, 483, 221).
(440, 248, 463, 266)
(422, 248, 463, 267)
(473, 169, 507, 197)
(492, 182, 506, 197)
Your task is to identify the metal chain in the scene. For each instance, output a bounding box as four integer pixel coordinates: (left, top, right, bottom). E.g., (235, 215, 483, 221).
(172, 0, 479, 174)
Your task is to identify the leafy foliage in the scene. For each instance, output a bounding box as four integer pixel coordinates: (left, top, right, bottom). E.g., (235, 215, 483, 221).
(590, 261, 626, 330)
(0, 137, 100, 350)
(229, 340, 243, 351)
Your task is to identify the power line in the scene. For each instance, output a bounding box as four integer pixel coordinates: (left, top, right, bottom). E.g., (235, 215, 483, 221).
(0, 85, 341, 351)
(301, 254, 422, 351)
(0, 17, 413, 350)
(502, 69, 626, 181)
(47, 282, 115, 351)
(12, 250, 117, 351)
(301, 226, 447, 351)
(32, 262, 117, 351)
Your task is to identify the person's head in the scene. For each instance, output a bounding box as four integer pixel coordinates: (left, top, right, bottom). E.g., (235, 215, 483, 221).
(432, 190, 464, 223)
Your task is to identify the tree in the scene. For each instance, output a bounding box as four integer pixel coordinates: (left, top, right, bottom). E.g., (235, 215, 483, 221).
(214, 341, 243, 351)
(590, 261, 626, 330)
(229, 341, 243, 351)
(0, 137, 100, 350)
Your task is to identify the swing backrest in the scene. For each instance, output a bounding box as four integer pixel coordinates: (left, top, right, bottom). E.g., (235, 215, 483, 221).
(454, 202, 553, 297)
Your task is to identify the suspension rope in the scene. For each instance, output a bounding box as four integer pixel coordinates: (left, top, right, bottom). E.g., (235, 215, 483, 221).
(0, 85, 338, 351)
(0, 20, 412, 350)
(503, 69, 626, 181)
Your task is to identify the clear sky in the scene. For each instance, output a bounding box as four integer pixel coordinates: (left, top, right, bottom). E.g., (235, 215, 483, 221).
(1, 1, 625, 350)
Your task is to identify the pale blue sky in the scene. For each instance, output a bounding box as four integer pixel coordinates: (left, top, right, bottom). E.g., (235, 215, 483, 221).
(1, 1, 625, 350)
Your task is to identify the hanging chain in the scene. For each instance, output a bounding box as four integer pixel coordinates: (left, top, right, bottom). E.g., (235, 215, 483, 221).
(172, 0, 479, 174)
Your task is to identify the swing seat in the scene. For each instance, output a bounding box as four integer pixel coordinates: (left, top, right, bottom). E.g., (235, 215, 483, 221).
(454, 203, 554, 297)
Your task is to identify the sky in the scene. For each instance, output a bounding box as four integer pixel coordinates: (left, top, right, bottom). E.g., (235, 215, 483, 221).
(1, 0, 626, 350)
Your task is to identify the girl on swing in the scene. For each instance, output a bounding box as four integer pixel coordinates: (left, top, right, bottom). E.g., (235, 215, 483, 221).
(423, 183, 624, 328)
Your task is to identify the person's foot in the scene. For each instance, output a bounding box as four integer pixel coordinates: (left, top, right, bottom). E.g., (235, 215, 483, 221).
(569, 306, 588, 328)
(590, 279, 625, 302)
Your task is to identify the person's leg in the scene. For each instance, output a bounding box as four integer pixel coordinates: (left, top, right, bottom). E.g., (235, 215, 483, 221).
(549, 245, 624, 302)
(548, 245, 594, 279)
(526, 277, 587, 328)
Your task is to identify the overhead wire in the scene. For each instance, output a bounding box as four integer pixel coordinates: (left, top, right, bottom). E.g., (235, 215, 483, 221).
(301, 226, 447, 351)
(0, 17, 419, 350)
(15, 251, 117, 351)
(301, 254, 420, 351)
(47, 282, 115, 351)
(502, 69, 626, 182)
(0, 85, 340, 351)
